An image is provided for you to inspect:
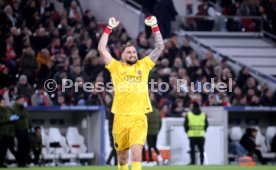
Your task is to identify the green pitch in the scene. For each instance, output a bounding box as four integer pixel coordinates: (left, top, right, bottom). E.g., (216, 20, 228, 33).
(6, 166, 275, 170)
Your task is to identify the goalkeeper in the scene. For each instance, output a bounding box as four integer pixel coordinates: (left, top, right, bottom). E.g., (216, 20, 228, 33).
(98, 16, 164, 170)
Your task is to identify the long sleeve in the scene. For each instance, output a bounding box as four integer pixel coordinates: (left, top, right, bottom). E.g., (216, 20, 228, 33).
(184, 116, 189, 133)
(204, 115, 209, 131)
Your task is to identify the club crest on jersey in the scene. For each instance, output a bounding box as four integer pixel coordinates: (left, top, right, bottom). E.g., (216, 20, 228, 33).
(137, 70, 142, 75)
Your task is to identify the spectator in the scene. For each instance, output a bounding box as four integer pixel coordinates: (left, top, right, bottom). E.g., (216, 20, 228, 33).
(221, 95, 231, 106)
(73, 76, 89, 106)
(240, 127, 266, 164)
(83, 9, 95, 27)
(233, 95, 247, 106)
(38, 0, 55, 24)
(84, 50, 104, 82)
(119, 32, 131, 44)
(23, 0, 38, 30)
(49, 37, 62, 56)
(249, 95, 260, 106)
(171, 97, 185, 117)
(70, 47, 82, 65)
(236, 66, 251, 88)
(259, 89, 274, 106)
(182, 16, 197, 31)
(87, 19, 99, 42)
(55, 93, 67, 106)
(227, 1, 243, 31)
(220, 58, 235, 76)
(246, 88, 255, 102)
(163, 39, 179, 66)
(79, 37, 93, 59)
(173, 57, 184, 70)
(3, 85, 17, 106)
(15, 33, 30, 56)
(195, 0, 216, 31)
(154, 0, 178, 38)
(4, 5, 17, 26)
(230, 86, 242, 103)
(136, 31, 151, 50)
(12, 0, 22, 26)
(202, 50, 218, 68)
(31, 85, 53, 106)
(16, 74, 34, 101)
(32, 27, 51, 51)
(87, 75, 105, 105)
(185, 50, 198, 69)
(71, 64, 87, 81)
(206, 94, 219, 106)
(37, 62, 54, 84)
(19, 47, 36, 83)
(0, 64, 14, 88)
(243, 77, 259, 95)
(240, 0, 260, 16)
(36, 48, 53, 70)
(58, 17, 69, 36)
(221, 68, 232, 83)
(180, 39, 193, 56)
(68, 0, 82, 26)
(202, 58, 216, 81)
(3, 34, 17, 71)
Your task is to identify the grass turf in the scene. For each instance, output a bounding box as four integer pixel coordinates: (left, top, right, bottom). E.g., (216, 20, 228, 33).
(6, 166, 275, 170)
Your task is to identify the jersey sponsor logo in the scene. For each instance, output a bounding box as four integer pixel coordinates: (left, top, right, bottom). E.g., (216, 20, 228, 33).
(123, 75, 142, 83)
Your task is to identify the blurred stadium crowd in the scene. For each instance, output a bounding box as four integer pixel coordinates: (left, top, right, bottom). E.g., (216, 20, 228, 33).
(0, 0, 276, 117)
(137, 0, 276, 33)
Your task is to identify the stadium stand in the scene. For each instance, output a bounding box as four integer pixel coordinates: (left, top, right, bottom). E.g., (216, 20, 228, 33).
(265, 127, 276, 151)
(66, 126, 95, 163)
(44, 127, 70, 165)
(0, 0, 275, 110)
(0, 0, 276, 167)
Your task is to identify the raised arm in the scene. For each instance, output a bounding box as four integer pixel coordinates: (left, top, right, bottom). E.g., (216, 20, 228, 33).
(145, 16, 165, 63)
(98, 17, 120, 65)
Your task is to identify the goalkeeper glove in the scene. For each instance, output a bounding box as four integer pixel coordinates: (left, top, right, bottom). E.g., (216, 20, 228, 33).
(145, 16, 160, 32)
(105, 17, 120, 35)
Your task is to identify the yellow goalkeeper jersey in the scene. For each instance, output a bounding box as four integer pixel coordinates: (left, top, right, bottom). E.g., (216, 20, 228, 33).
(105, 56, 155, 115)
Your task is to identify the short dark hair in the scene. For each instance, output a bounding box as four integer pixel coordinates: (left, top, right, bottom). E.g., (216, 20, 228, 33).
(121, 42, 135, 52)
(34, 126, 41, 131)
(192, 101, 200, 109)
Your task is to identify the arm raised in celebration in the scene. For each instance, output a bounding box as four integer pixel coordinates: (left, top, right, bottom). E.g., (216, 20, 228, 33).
(98, 17, 120, 65)
(145, 16, 165, 63)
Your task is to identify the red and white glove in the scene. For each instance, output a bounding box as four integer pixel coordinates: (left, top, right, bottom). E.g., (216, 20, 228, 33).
(145, 16, 159, 33)
(104, 17, 120, 35)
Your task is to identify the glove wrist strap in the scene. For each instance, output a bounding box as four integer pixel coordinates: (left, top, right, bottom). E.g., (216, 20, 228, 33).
(104, 26, 112, 35)
(152, 25, 160, 33)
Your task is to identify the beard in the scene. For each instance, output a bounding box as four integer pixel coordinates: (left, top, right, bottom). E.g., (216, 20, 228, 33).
(126, 59, 137, 65)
